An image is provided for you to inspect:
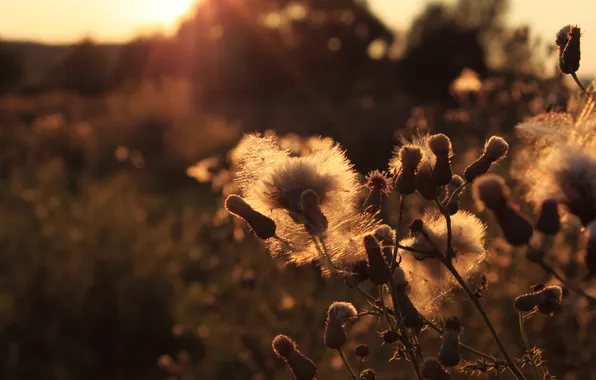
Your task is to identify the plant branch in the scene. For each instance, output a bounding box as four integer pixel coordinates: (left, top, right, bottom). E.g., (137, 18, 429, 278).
(338, 348, 358, 380)
(391, 195, 406, 271)
(538, 260, 596, 305)
(519, 312, 540, 380)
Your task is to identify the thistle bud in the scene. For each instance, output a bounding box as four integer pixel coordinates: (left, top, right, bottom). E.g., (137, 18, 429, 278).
(536, 198, 561, 236)
(585, 221, 596, 276)
(351, 260, 369, 281)
(420, 357, 454, 380)
(272, 335, 317, 380)
(324, 302, 357, 350)
(409, 219, 424, 235)
(354, 344, 370, 359)
(359, 369, 376, 380)
(556, 25, 581, 74)
(473, 175, 533, 246)
(364, 235, 392, 285)
(438, 317, 461, 367)
(225, 195, 276, 239)
(365, 170, 392, 212)
(443, 175, 465, 215)
(464, 136, 509, 182)
(300, 190, 328, 236)
(396, 145, 423, 195)
(416, 165, 441, 200)
(428, 134, 453, 187)
(514, 285, 563, 315)
(381, 329, 399, 344)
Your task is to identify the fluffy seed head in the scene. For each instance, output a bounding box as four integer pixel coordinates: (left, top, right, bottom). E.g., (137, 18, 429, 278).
(427, 134, 453, 157)
(327, 302, 357, 325)
(472, 174, 508, 210)
(272, 335, 296, 358)
(483, 136, 509, 162)
(366, 170, 392, 194)
(374, 224, 395, 245)
(399, 145, 424, 170)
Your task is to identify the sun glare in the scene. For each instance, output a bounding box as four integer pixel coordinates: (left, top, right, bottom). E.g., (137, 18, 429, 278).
(146, 0, 195, 26)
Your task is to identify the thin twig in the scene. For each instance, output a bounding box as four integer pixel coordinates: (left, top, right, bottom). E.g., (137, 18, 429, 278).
(571, 72, 588, 95)
(519, 312, 540, 380)
(338, 348, 359, 380)
(538, 260, 596, 305)
(434, 199, 454, 261)
(391, 195, 406, 271)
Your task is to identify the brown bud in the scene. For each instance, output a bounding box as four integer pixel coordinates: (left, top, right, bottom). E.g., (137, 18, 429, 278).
(364, 235, 392, 285)
(354, 344, 370, 358)
(514, 292, 542, 312)
(365, 171, 392, 212)
(324, 322, 347, 350)
(438, 317, 461, 367)
(443, 175, 464, 215)
(300, 190, 328, 236)
(556, 25, 581, 74)
(416, 166, 440, 200)
(464, 137, 508, 182)
(428, 134, 453, 187)
(359, 369, 376, 380)
(537, 286, 563, 315)
(396, 145, 423, 195)
(420, 357, 454, 380)
(225, 195, 276, 239)
(381, 329, 399, 344)
(536, 198, 561, 236)
(273, 335, 317, 380)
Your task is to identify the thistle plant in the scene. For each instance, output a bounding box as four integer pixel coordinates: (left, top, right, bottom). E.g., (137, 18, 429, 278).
(187, 24, 596, 380)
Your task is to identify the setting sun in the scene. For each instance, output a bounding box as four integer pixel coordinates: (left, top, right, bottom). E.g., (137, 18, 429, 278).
(145, 0, 195, 27)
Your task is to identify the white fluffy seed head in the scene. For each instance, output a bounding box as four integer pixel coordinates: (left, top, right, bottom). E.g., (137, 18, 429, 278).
(327, 301, 358, 325)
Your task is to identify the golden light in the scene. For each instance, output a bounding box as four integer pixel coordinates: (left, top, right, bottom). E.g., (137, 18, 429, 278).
(145, 0, 195, 27)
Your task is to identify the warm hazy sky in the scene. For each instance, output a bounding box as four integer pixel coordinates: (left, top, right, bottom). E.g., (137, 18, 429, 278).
(1, 0, 596, 73)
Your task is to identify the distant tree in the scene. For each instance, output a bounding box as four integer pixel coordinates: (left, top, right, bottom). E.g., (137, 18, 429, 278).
(51, 38, 111, 95)
(0, 42, 26, 94)
(112, 38, 153, 88)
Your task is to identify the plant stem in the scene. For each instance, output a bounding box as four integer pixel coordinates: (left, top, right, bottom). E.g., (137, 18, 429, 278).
(571, 72, 588, 95)
(445, 181, 468, 209)
(391, 195, 406, 271)
(434, 199, 454, 261)
(538, 260, 596, 305)
(338, 348, 358, 380)
(519, 312, 540, 380)
(443, 260, 527, 380)
(387, 278, 422, 379)
(421, 314, 505, 364)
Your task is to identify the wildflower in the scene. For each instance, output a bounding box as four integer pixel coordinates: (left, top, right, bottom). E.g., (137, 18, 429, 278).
(514, 285, 563, 315)
(443, 175, 465, 215)
(427, 134, 453, 187)
(300, 189, 328, 236)
(364, 235, 392, 285)
(359, 369, 376, 380)
(420, 357, 454, 380)
(536, 198, 561, 236)
(464, 136, 509, 182)
(354, 344, 370, 359)
(398, 211, 487, 312)
(272, 335, 317, 380)
(438, 317, 462, 367)
(324, 302, 357, 350)
(556, 25, 581, 74)
(473, 174, 533, 246)
(391, 145, 423, 195)
(365, 170, 392, 212)
(224, 195, 277, 240)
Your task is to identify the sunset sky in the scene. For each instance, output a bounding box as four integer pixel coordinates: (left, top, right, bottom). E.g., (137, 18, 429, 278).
(1, 0, 595, 73)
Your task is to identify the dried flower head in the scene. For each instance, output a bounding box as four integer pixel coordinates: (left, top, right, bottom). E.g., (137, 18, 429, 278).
(327, 302, 357, 325)
(443, 175, 465, 215)
(225, 195, 277, 240)
(374, 224, 395, 245)
(364, 235, 392, 285)
(391, 144, 424, 195)
(428, 134, 453, 186)
(536, 198, 561, 236)
(420, 357, 454, 380)
(380, 329, 399, 344)
(439, 317, 462, 367)
(556, 25, 581, 74)
(272, 335, 317, 380)
(233, 133, 379, 269)
(399, 211, 487, 312)
(514, 285, 563, 315)
(464, 136, 509, 182)
(359, 369, 376, 380)
(355, 344, 370, 358)
(473, 175, 533, 246)
(365, 170, 392, 211)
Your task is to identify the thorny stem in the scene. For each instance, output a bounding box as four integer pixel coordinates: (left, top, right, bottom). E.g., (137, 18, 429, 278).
(571, 72, 588, 95)
(537, 260, 596, 305)
(421, 314, 505, 364)
(443, 260, 527, 380)
(379, 285, 397, 329)
(387, 278, 422, 379)
(519, 312, 540, 380)
(391, 195, 407, 271)
(338, 348, 359, 380)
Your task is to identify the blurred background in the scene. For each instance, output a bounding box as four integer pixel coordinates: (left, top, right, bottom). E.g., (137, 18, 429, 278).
(1, 0, 595, 379)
